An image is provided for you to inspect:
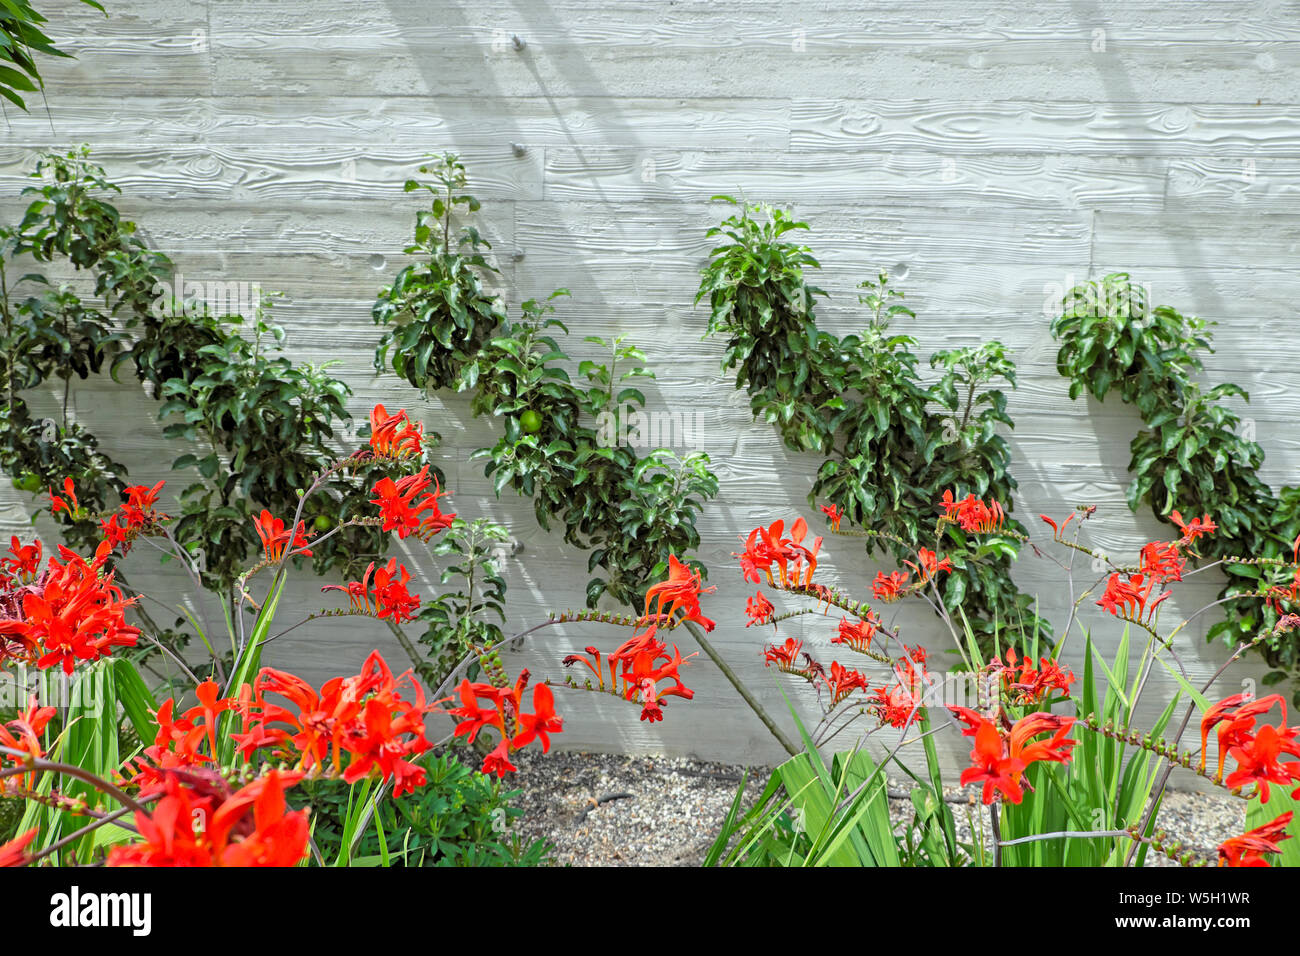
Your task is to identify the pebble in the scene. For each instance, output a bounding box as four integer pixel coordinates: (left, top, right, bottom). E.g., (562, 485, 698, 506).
(506, 750, 1247, 867)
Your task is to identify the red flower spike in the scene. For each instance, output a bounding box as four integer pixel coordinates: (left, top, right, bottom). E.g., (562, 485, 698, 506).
(252, 510, 313, 562)
(369, 404, 424, 458)
(642, 554, 716, 631)
(1218, 812, 1293, 867)
(0, 829, 37, 868)
(745, 590, 775, 627)
(820, 503, 844, 531)
(1169, 510, 1217, 544)
(49, 478, 79, 517)
(872, 570, 909, 602)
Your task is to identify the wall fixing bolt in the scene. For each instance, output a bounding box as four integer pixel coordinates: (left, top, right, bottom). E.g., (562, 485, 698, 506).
(511, 142, 526, 157)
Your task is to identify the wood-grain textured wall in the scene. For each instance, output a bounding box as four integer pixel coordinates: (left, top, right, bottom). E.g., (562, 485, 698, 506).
(1, 1, 1295, 783)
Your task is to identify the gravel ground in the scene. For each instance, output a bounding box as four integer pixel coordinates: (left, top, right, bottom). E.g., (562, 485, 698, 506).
(508, 750, 1246, 867)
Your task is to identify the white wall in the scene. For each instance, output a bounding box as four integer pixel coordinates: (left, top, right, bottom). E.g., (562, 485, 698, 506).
(0, 1, 1293, 782)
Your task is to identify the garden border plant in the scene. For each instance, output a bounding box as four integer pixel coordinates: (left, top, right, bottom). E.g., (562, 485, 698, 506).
(1051, 273, 1300, 697)
(695, 197, 1047, 661)
(706, 494, 1299, 868)
(369, 155, 799, 751)
(0, 400, 717, 866)
(0, 147, 465, 684)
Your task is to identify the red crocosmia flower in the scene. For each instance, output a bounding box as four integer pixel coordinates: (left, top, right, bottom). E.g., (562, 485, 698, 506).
(369, 466, 443, 539)
(734, 517, 821, 590)
(872, 570, 909, 602)
(369, 403, 424, 458)
(372, 558, 420, 623)
(0, 695, 56, 788)
(108, 769, 309, 868)
(48, 477, 79, 516)
(252, 509, 313, 562)
(103, 480, 168, 552)
(481, 740, 518, 778)
(512, 683, 564, 752)
(0, 829, 36, 867)
(1224, 723, 1300, 803)
(1218, 812, 1293, 867)
(904, 548, 952, 584)
(820, 503, 844, 531)
(939, 490, 1005, 533)
(123, 696, 213, 787)
(322, 562, 376, 614)
(0, 544, 140, 675)
(447, 679, 506, 745)
(1097, 571, 1169, 624)
(321, 559, 422, 623)
(961, 717, 1028, 804)
(1138, 540, 1185, 584)
(642, 554, 716, 631)
(609, 628, 697, 721)
(1266, 568, 1300, 615)
(446, 671, 567, 774)
(1169, 510, 1216, 544)
(825, 661, 869, 706)
(100, 513, 129, 550)
(1, 536, 41, 584)
(763, 637, 803, 670)
(227, 653, 432, 794)
(1039, 512, 1075, 539)
(871, 648, 930, 728)
(989, 648, 1076, 705)
(833, 613, 880, 655)
(744, 590, 775, 627)
(949, 707, 1077, 804)
(1198, 693, 1287, 777)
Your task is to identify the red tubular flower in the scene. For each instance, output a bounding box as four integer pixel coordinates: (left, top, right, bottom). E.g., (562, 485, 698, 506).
(904, 548, 952, 583)
(763, 637, 803, 670)
(961, 717, 1028, 804)
(446, 679, 506, 745)
(642, 554, 716, 631)
(734, 517, 821, 589)
(1218, 812, 1293, 867)
(939, 490, 1005, 533)
(1039, 512, 1074, 539)
(108, 769, 309, 867)
(1224, 723, 1300, 803)
(0, 696, 56, 788)
(2, 536, 42, 584)
(832, 612, 880, 655)
(49, 477, 79, 517)
(512, 683, 564, 752)
(0, 829, 36, 867)
(872, 570, 909, 602)
(744, 590, 775, 627)
(1198, 693, 1286, 776)
(872, 648, 930, 728)
(224, 653, 432, 794)
(1139, 540, 1185, 584)
(825, 661, 869, 706)
(949, 707, 1077, 804)
(369, 466, 450, 540)
(1169, 510, 1217, 544)
(0, 544, 140, 675)
(369, 403, 424, 458)
(1097, 571, 1169, 623)
(372, 558, 420, 623)
(990, 648, 1075, 705)
(252, 509, 313, 562)
(820, 503, 844, 531)
(481, 740, 518, 778)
